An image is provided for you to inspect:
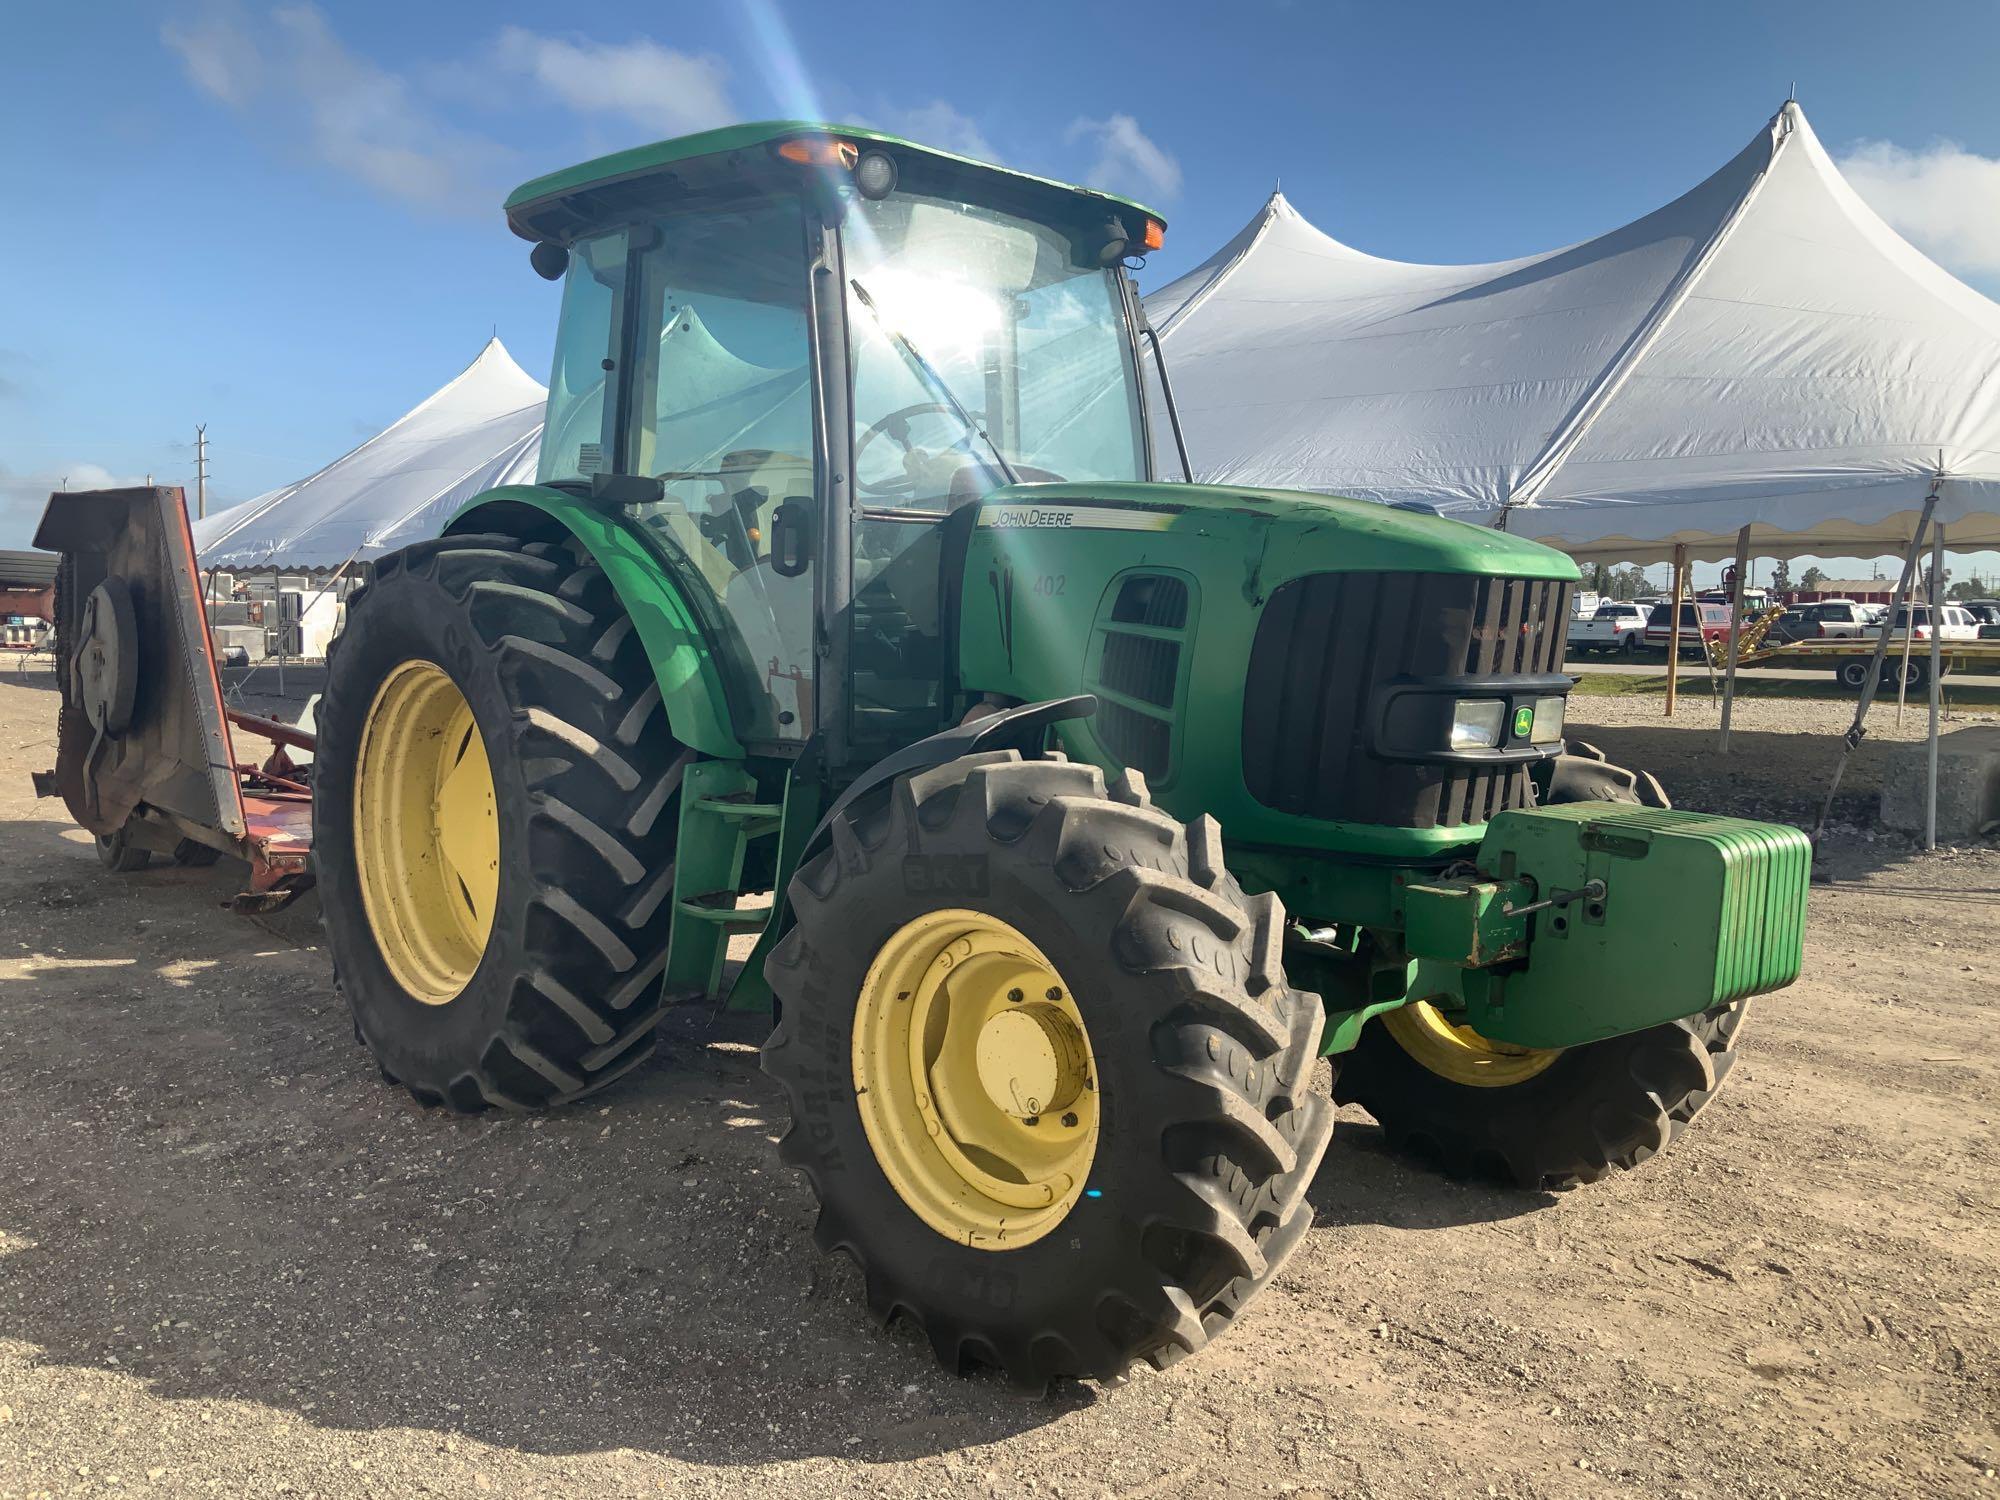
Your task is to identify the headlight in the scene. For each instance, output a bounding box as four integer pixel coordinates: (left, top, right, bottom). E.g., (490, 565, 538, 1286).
(1529, 694, 1566, 744)
(1449, 698, 1507, 749)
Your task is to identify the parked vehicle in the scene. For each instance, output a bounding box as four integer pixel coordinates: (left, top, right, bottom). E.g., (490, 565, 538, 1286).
(1566, 600, 1649, 655)
(2, 613, 49, 651)
(1644, 600, 1734, 654)
(1867, 604, 1981, 643)
(1769, 609, 1812, 645)
(1785, 599, 1878, 641)
(1959, 600, 2000, 639)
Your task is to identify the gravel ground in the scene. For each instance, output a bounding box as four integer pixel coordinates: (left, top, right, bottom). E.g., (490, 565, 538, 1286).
(1, 673, 1996, 1499)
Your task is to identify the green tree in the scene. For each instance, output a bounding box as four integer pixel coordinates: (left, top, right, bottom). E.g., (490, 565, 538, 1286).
(1606, 564, 1649, 600)
(1800, 565, 1826, 591)
(1769, 560, 1793, 594)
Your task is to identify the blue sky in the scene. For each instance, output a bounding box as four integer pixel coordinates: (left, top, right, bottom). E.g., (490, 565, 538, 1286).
(3, 0, 1998, 586)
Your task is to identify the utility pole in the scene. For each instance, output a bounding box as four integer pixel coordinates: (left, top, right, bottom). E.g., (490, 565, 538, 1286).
(195, 424, 209, 519)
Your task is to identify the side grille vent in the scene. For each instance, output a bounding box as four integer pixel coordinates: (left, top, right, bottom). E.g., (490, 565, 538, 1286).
(1109, 573, 1189, 629)
(1088, 573, 1194, 781)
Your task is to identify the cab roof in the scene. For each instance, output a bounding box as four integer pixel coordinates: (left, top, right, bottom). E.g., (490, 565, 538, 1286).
(504, 120, 1166, 245)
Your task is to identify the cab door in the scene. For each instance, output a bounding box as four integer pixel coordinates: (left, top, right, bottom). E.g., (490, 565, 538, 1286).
(616, 197, 822, 747)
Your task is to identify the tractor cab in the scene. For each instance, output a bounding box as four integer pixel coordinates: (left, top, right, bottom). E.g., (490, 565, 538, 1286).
(506, 123, 1165, 762)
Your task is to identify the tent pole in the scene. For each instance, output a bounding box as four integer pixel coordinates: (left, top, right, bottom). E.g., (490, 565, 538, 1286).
(1810, 488, 1939, 846)
(1719, 525, 1751, 753)
(275, 565, 286, 698)
(1927, 524, 1944, 850)
(1699, 617, 1722, 704)
(1895, 590, 1917, 726)
(1665, 545, 1687, 718)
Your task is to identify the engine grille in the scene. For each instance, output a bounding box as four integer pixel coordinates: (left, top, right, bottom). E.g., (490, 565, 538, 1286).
(1242, 572, 1571, 828)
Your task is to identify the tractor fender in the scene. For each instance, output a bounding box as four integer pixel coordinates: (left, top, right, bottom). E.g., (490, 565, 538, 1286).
(812, 693, 1098, 847)
(448, 486, 744, 759)
(743, 695, 1099, 1010)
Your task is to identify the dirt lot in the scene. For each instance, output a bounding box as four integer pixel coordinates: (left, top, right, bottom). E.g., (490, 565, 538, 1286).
(1, 670, 1995, 1499)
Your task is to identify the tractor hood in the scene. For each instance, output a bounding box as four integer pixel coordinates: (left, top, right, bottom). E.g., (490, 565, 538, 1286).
(958, 481, 1579, 860)
(976, 482, 1579, 584)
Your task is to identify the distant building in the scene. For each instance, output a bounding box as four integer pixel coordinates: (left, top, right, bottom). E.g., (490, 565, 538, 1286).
(1785, 579, 1897, 604)
(0, 549, 56, 623)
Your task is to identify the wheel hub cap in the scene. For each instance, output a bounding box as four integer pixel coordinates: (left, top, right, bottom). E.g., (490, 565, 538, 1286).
(852, 909, 1099, 1250)
(974, 1006, 1089, 1120)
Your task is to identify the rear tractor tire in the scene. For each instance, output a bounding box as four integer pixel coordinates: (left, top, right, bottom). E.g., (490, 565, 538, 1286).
(314, 531, 690, 1112)
(764, 753, 1332, 1388)
(1336, 750, 1748, 1190)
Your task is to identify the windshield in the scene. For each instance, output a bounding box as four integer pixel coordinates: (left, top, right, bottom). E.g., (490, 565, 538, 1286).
(842, 192, 1147, 512)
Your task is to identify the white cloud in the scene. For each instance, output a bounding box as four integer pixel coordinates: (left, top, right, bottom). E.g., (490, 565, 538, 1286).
(163, 3, 516, 214)
(1066, 114, 1182, 203)
(163, 10, 745, 209)
(0, 463, 144, 549)
(161, 10, 263, 107)
(878, 101, 998, 164)
(491, 27, 736, 138)
(1838, 138, 2000, 278)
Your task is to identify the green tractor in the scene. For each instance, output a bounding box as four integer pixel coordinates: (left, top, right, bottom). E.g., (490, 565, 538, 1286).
(310, 123, 1809, 1387)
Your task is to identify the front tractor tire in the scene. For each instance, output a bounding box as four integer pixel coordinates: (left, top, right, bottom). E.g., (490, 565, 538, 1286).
(763, 753, 1332, 1388)
(1336, 747, 1746, 1191)
(315, 531, 689, 1112)
(1335, 996, 1747, 1191)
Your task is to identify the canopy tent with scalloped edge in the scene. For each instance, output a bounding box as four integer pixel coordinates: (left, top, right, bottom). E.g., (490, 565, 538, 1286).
(1145, 102, 2000, 564)
(192, 338, 548, 573)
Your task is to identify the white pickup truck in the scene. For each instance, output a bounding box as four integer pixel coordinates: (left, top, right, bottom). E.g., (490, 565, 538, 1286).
(1566, 600, 1650, 656)
(1867, 603, 1981, 643)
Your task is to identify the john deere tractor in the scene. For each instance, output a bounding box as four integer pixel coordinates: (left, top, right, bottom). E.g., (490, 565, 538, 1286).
(308, 123, 1809, 1387)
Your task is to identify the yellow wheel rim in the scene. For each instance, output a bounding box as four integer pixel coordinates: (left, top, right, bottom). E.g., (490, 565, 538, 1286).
(852, 909, 1099, 1250)
(1382, 1001, 1563, 1088)
(353, 661, 499, 1004)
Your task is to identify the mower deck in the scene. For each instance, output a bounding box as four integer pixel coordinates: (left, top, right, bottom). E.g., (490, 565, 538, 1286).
(33, 485, 319, 912)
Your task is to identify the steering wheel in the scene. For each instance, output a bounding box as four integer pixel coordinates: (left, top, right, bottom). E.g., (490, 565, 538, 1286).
(854, 403, 965, 499)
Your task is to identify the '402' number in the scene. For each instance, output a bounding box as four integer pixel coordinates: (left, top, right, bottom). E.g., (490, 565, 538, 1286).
(1032, 574, 1066, 597)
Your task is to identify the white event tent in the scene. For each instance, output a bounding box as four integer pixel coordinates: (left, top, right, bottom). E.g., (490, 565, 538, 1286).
(193, 338, 547, 572)
(1145, 102, 2000, 564)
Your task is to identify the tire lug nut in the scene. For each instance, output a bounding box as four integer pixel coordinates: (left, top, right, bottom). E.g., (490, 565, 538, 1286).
(1007, 987, 1024, 1002)
(1045, 986, 1062, 1001)
(1061, 1112, 1078, 1128)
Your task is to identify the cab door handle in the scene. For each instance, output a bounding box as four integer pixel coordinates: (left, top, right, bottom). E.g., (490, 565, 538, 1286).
(771, 498, 815, 578)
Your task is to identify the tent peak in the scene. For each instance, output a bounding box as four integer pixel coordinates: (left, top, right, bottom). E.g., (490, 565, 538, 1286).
(1261, 186, 1307, 219)
(459, 336, 543, 397)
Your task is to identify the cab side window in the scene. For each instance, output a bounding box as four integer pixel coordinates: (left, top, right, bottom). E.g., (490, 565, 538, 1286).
(621, 197, 819, 743)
